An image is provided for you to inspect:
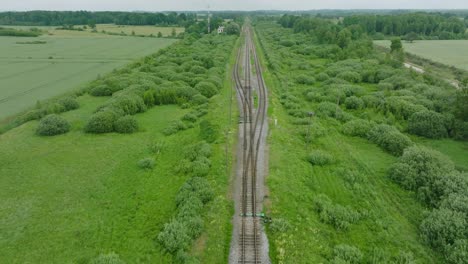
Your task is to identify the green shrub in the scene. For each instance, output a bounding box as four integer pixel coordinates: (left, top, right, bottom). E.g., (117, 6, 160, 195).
(149, 140, 165, 155)
(36, 114, 70, 136)
(195, 81, 218, 98)
(367, 124, 413, 156)
(100, 91, 146, 115)
(58, 97, 79, 111)
(182, 113, 198, 123)
(85, 110, 120, 134)
(199, 120, 218, 143)
(388, 146, 458, 206)
(344, 96, 364, 110)
(362, 94, 382, 108)
(176, 177, 214, 206)
(337, 71, 361, 83)
(316, 102, 341, 118)
(158, 220, 191, 253)
(163, 120, 188, 136)
(90, 252, 125, 264)
(441, 194, 468, 215)
(279, 39, 295, 47)
(408, 110, 448, 139)
(190, 65, 206, 74)
(420, 208, 467, 250)
(138, 157, 155, 169)
(332, 244, 363, 264)
(307, 150, 334, 166)
(342, 119, 373, 137)
(295, 74, 316, 85)
(183, 216, 204, 238)
(316, 72, 330, 82)
(114, 115, 138, 134)
(191, 94, 208, 105)
(446, 239, 468, 264)
(184, 141, 212, 161)
(314, 194, 360, 230)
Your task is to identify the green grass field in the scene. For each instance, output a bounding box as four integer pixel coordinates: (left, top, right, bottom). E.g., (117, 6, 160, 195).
(374, 40, 468, 71)
(0, 32, 238, 263)
(0, 35, 175, 120)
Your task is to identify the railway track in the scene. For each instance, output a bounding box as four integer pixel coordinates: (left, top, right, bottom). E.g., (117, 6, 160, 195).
(232, 25, 268, 264)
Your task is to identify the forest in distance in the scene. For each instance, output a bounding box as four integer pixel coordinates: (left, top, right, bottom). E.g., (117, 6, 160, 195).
(0, 7, 468, 264)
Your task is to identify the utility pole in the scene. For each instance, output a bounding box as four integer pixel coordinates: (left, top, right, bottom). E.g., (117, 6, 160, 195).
(207, 4, 211, 34)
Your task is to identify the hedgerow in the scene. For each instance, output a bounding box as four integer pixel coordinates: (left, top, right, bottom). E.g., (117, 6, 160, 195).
(367, 124, 413, 156)
(158, 168, 214, 259)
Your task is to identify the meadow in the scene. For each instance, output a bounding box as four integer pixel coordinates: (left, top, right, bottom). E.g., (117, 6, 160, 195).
(255, 21, 467, 263)
(0, 34, 175, 120)
(0, 29, 238, 263)
(375, 40, 468, 71)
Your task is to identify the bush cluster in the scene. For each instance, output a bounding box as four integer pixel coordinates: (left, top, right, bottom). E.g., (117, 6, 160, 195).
(295, 74, 316, 85)
(313, 194, 360, 230)
(337, 71, 361, 83)
(14, 96, 79, 127)
(158, 142, 214, 256)
(176, 141, 212, 177)
(199, 120, 218, 143)
(344, 96, 364, 110)
(114, 115, 138, 133)
(81, 34, 235, 136)
(367, 124, 413, 156)
(408, 110, 448, 139)
(36, 114, 70, 136)
(342, 119, 374, 137)
(388, 146, 468, 261)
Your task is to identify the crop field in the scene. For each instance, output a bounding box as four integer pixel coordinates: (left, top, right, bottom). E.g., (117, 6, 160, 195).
(255, 21, 467, 263)
(0, 24, 185, 37)
(0, 35, 175, 120)
(0, 33, 238, 263)
(375, 40, 468, 71)
(93, 24, 185, 37)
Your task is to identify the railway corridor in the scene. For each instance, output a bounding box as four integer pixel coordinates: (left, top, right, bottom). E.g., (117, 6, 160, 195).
(229, 25, 270, 264)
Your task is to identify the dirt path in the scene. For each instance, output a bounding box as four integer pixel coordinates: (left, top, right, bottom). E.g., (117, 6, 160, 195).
(404, 62, 460, 89)
(229, 25, 270, 264)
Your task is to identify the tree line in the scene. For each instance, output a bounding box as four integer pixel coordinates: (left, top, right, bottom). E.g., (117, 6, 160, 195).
(0, 11, 196, 27)
(342, 13, 467, 39)
(279, 12, 468, 40)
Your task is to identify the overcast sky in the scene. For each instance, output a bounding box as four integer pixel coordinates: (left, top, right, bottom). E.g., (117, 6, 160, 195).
(1, 0, 467, 11)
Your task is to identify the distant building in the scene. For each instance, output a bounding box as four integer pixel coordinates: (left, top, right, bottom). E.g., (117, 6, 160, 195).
(217, 26, 225, 34)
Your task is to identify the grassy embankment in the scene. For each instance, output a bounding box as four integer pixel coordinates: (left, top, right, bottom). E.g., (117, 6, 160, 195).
(254, 22, 467, 263)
